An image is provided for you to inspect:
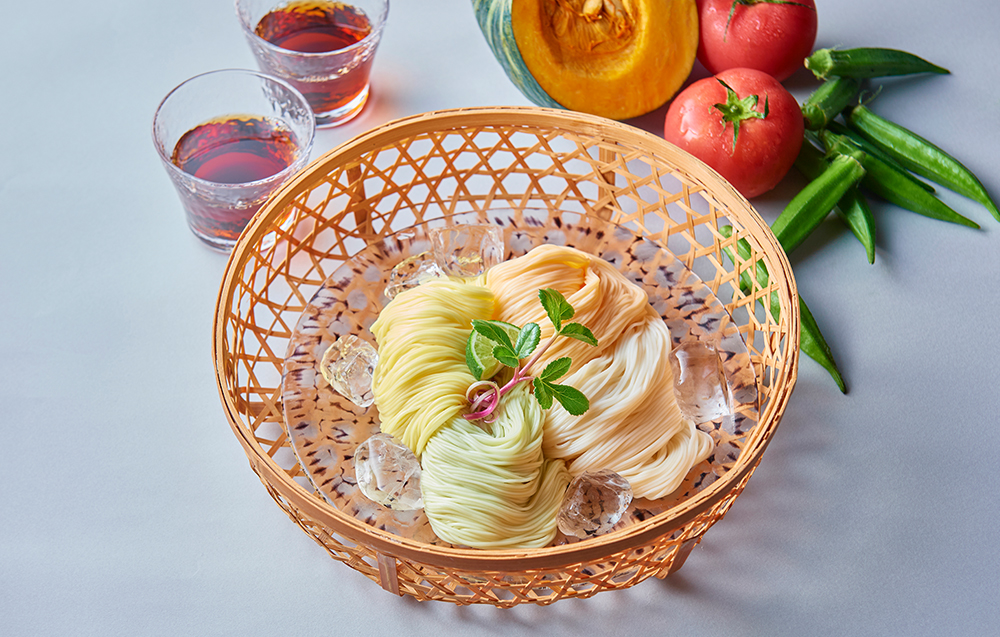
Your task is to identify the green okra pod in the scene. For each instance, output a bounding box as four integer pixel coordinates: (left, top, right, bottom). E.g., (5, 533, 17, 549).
(835, 187, 877, 264)
(827, 121, 936, 194)
(820, 130, 980, 229)
(796, 140, 877, 263)
(847, 104, 1000, 222)
(795, 136, 828, 179)
(798, 294, 847, 393)
(772, 149, 867, 253)
(805, 47, 950, 81)
(802, 76, 861, 131)
(720, 226, 846, 392)
(720, 226, 780, 321)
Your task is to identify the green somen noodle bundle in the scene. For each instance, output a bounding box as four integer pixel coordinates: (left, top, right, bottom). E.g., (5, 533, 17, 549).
(369, 245, 714, 548)
(420, 385, 571, 548)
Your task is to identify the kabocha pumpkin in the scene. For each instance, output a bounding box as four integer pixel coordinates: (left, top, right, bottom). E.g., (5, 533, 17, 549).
(473, 0, 699, 120)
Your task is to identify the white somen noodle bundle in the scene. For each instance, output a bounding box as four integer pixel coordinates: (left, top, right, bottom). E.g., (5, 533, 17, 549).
(541, 313, 714, 500)
(485, 244, 651, 374)
(486, 246, 714, 500)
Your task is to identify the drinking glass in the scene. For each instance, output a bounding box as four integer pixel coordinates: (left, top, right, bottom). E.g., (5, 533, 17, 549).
(152, 69, 315, 252)
(236, 0, 389, 127)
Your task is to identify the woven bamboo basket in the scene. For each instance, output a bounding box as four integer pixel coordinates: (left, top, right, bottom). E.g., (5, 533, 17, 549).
(213, 106, 799, 607)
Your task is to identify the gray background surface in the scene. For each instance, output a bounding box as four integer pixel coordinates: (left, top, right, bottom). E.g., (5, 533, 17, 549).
(2, 1, 998, 635)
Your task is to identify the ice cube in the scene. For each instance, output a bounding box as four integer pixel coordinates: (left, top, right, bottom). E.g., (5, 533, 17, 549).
(429, 224, 504, 277)
(557, 470, 633, 539)
(320, 335, 378, 408)
(669, 340, 733, 423)
(354, 433, 424, 510)
(384, 252, 446, 301)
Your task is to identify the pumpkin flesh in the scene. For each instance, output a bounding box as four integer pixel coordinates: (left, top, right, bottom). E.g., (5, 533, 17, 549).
(511, 0, 698, 120)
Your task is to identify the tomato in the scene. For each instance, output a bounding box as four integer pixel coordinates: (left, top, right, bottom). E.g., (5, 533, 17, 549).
(663, 68, 804, 199)
(696, 0, 818, 82)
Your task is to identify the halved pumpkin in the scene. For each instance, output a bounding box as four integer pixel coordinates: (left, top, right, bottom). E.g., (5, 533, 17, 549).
(498, 0, 698, 120)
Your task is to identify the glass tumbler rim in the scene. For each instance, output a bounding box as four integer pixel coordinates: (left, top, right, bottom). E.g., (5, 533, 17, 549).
(151, 67, 316, 191)
(234, 0, 390, 60)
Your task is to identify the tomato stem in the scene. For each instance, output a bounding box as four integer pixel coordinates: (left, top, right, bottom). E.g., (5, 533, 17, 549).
(713, 79, 769, 154)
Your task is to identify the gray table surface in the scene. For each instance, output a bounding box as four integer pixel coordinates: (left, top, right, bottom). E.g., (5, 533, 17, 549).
(2, 1, 998, 635)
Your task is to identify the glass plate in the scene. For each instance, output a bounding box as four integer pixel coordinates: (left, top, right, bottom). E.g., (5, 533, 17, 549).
(280, 207, 759, 546)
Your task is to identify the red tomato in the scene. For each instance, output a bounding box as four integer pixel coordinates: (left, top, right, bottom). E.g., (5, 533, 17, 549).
(663, 68, 804, 199)
(697, 0, 818, 82)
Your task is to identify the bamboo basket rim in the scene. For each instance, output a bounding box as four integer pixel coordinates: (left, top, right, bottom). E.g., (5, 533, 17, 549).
(213, 105, 800, 573)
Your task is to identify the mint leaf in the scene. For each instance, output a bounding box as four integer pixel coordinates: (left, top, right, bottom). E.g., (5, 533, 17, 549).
(493, 345, 520, 369)
(540, 357, 571, 382)
(514, 322, 540, 359)
(549, 383, 589, 415)
(538, 288, 574, 332)
(558, 322, 598, 347)
(532, 378, 554, 409)
(471, 319, 517, 350)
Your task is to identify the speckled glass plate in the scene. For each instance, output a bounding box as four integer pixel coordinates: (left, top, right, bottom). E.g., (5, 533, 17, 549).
(280, 208, 759, 546)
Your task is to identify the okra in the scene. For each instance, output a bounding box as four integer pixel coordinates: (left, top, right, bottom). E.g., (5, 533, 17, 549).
(720, 226, 846, 392)
(847, 104, 1000, 222)
(798, 294, 847, 393)
(827, 121, 936, 194)
(794, 135, 828, 179)
(720, 226, 780, 322)
(835, 187, 877, 265)
(802, 76, 861, 131)
(772, 149, 867, 253)
(805, 47, 950, 81)
(796, 140, 877, 263)
(820, 130, 980, 229)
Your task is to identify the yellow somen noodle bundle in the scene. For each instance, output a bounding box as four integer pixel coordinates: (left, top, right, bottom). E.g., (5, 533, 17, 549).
(370, 278, 493, 456)
(370, 276, 570, 549)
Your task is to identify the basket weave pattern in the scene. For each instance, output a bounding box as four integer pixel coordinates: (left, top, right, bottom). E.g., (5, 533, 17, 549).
(213, 106, 799, 607)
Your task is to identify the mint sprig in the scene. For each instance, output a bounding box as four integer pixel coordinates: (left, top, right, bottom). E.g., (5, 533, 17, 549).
(464, 289, 597, 420)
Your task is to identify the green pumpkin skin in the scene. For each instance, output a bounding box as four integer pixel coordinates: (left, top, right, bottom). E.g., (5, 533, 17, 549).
(471, 0, 564, 110)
